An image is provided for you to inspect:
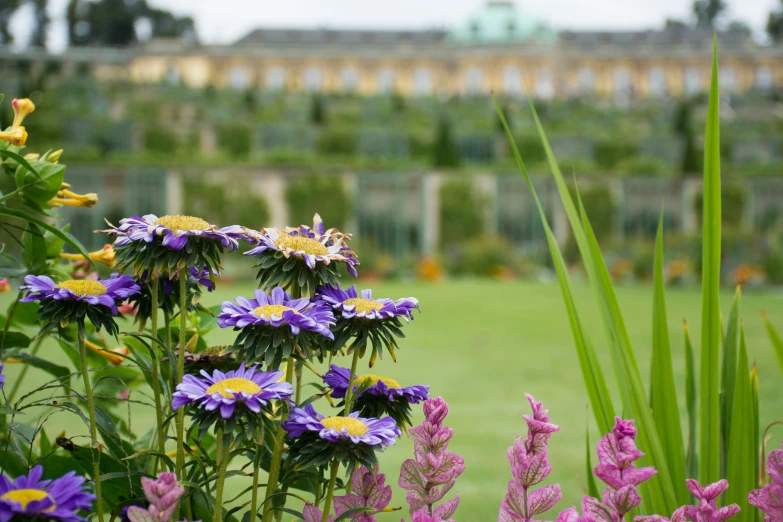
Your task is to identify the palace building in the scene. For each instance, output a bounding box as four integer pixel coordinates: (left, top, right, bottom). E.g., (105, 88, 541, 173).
(3, 1, 783, 98)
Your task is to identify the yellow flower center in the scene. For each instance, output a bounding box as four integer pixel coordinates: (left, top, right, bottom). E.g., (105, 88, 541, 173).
(154, 215, 210, 232)
(205, 377, 262, 398)
(54, 280, 107, 296)
(1, 489, 55, 511)
(320, 416, 369, 437)
(343, 298, 383, 314)
(275, 233, 329, 256)
(253, 304, 297, 318)
(356, 374, 401, 389)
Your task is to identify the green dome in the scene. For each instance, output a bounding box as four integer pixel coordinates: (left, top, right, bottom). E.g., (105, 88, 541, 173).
(449, 1, 556, 44)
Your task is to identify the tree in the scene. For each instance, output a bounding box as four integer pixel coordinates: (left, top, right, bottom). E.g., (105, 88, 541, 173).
(30, 0, 48, 47)
(693, 0, 727, 27)
(0, 0, 21, 44)
(432, 116, 459, 168)
(768, 0, 783, 42)
(310, 94, 326, 126)
(726, 20, 751, 37)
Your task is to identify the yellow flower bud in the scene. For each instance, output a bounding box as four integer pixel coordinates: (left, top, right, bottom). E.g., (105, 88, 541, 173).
(0, 126, 27, 146)
(48, 188, 99, 208)
(12, 98, 35, 129)
(84, 340, 128, 366)
(47, 149, 63, 164)
(60, 244, 116, 268)
(23, 153, 40, 161)
(0, 279, 9, 293)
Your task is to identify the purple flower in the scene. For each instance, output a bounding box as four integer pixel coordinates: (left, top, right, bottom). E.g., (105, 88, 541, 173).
(244, 214, 359, 276)
(106, 214, 240, 252)
(20, 274, 140, 315)
(593, 417, 657, 490)
(316, 284, 418, 321)
(333, 466, 392, 522)
(399, 397, 464, 519)
(0, 362, 4, 389)
(749, 446, 783, 522)
(678, 480, 740, 522)
(557, 497, 617, 522)
(499, 395, 562, 522)
(303, 503, 334, 522)
(282, 404, 400, 446)
(323, 364, 429, 403)
(172, 363, 293, 420)
(217, 287, 334, 340)
(162, 266, 216, 296)
(0, 465, 95, 522)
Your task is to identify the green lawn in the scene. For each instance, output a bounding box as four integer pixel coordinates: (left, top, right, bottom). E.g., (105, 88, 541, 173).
(4, 279, 783, 520)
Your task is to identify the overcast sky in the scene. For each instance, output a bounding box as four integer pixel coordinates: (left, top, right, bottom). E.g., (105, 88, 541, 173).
(9, 0, 781, 51)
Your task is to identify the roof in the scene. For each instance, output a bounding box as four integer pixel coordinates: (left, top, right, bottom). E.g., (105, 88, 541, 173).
(233, 28, 447, 47)
(560, 27, 752, 46)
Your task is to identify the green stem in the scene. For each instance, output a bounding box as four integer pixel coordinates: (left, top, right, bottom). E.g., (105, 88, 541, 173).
(261, 356, 295, 522)
(78, 321, 104, 522)
(149, 277, 166, 471)
(174, 267, 188, 517)
(7, 335, 45, 403)
(343, 350, 361, 416)
(250, 427, 265, 521)
(214, 428, 230, 522)
(295, 360, 303, 404)
(321, 460, 340, 522)
(0, 290, 23, 361)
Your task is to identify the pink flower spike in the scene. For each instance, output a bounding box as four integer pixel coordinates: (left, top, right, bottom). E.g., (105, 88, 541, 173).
(140, 472, 184, 522)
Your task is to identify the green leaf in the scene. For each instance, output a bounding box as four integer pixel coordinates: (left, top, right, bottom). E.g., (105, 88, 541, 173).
(586, 417, 600, 499)
(0, 205, 91, 261)
(492, 94, 615, 434)
(22, 223, 47, 274)
(0, 331, 31, 349)
(699, 36, 722, 487)
(14, 161, 65, 208)
(720, 286, 741, 460)
(684, 321, 699, 480)
(0, 252, 26, 278)
(725, 323, 755, 521)
(650, 211, 688, 503)
(11, 351, 69, 386)
(763, 313, 783, 377)
(751, 362, 760, 489)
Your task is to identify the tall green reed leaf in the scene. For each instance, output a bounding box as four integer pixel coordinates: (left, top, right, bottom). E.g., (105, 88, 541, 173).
(699, 36, 722, 487)
(684, 321, 698, 480)
(651, 211, 688, 503)
(491, 93, 615, 434)
(721, 287, 741, 463)
(763, 312, 783, 376)
(725, 322, 755, 521)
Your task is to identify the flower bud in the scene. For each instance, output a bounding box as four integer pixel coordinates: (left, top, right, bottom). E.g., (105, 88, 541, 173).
(0, 279, 9, 293)
(46, 149, 63, 164)
(12, 98, 35, 129)
(23, 152, 40, 161)
(0, 126, 27, 146)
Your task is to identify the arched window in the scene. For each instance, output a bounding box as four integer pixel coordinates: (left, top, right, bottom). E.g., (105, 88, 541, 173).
(165, 66, 181, 85)
(502, 66, 521, 96)
(577, 68, 595, 95)
(376, 68, 396, 94)
(413, 68, 433, 96)
(648, 67, 666, 97)
(684, 67, 701, 95)
(265, 67, 286, 91)
(341, 67, 360, 92)
(755, 66, 774, 90)
(304, 67, 323, 92)
(612, 67, 632, 95)
(536, 67, 553, 99)
(720, 67, 737, 93)
(464, 66, 483, 95)
(228, 66, 251, 90)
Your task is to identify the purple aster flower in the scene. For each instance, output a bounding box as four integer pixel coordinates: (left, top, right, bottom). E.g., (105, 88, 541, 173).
(217, 287, 334, 340)
(0, 362, 4, 389)
(20, 273, 140, 315)
(283, 404, 401, 446)
(244, 213, 359, 276)
(749, 446, 783, 522)
(0, 465, 95, 522)
(162, 266, 216, 296)
(172, 363, 294, 419)
(104, 214, 240, 252)
(316, 285, 418, 321)
(323, 364, 428, 402)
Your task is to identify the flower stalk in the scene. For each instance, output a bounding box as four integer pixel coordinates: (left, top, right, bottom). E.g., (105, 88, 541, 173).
(215, 428, 231, 522)
(150, 276, 167, 471)
(250, 429, 265, 521)
(77, 320, 104, 522)
(174, 267, 188, 517)
(321, 459, 340, 522)
(343, 349, 361, 416)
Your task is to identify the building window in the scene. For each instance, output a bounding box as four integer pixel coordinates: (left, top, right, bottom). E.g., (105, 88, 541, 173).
(755, 66, 774, 90)
(265, 67, 286, 91)
(577, 67, 595, 95)
(228, 66, 251, 91)
(413, 68, 433, 96)
(612, 67, 632, 95)
(535, 67, 553, 99)
(304, 67, 323, 92)
(502, 66, 522, 96)
(720, 67, 737, 93)
(165, 66, 181, 85)
(684, 67, 701, 95)
(377, 68, 395, 94)
(464, 66, 483, 95)
(340, 67, 360, 92)
(648, 67, 666, 97)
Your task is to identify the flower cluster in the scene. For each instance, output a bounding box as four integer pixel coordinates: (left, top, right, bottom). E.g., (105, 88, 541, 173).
(124, 472, 195, 522)
(302, 466, 392, 522)
(399, 397, 464, 521)
(244, 214, 358, 295)
(749, 445, 783, 522)
(0, 466, 94, 522)
(0, 97, 34, 146)
(323, 364, 429, 429)
(498, 394, 562, 522)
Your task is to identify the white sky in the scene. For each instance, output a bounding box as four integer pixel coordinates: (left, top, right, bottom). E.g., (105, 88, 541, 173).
(9, 0, 781, 51)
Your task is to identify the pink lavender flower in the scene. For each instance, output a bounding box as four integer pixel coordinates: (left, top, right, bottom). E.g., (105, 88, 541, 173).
(499, 394, 562, 522)
(125, 472, 187, 522)
(300, 466, 392, 522)
(557, 497, 617, 522)
(594, 418, 657, 490)
(749, 445, 783, 522)
(631, 480, 740, 522)
(399, 397, 464, 521)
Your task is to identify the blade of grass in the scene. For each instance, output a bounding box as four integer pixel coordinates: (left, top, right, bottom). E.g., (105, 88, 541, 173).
(720, 287, 741, 465)
(586, 416, 600, 499)
(492, 93, 615, 433)
(750, 363, 759, 491)
(650, 210, 688, 503)
(684, 320, 699, 481)
(762, 312, 783, 376)
(725, 322, 754, 521)
(699, 35, 722, 487)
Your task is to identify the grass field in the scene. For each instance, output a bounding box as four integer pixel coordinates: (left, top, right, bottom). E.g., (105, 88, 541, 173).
(4, 279, 783, 520)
